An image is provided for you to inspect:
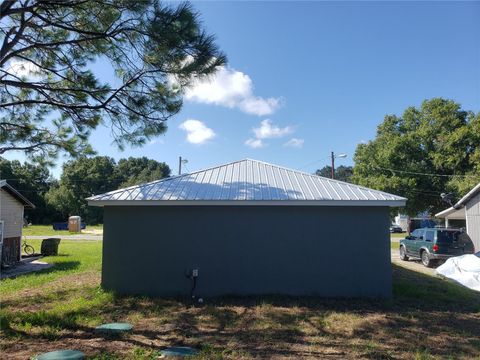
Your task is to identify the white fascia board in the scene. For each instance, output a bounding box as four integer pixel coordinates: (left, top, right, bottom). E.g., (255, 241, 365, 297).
(88, 199, 406, 207)
(435, 207, 455, 218)
(454, 182, 480, 208)
(435, 207, 466, 219)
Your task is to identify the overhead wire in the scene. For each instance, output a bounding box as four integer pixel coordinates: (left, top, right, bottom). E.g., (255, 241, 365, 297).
(182, 163, 191, 174)
(371, 165, 478, 178)
(298, 155, 332, 170)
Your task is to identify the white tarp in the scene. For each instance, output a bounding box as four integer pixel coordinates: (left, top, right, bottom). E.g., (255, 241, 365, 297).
(436, 254, 480, 292)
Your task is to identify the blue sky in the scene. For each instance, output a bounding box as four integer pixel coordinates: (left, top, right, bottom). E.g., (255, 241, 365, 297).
(5, 1, 480, 177)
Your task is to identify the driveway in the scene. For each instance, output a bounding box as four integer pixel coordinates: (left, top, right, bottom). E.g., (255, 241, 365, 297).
(1, 257, 53, 279)
(391, 249, 437, 276)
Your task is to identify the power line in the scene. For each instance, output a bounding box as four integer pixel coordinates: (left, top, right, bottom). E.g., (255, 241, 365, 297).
(372, 166, 479, 178)
(298, 155, 331, 170)
(407, 189, 443, 198)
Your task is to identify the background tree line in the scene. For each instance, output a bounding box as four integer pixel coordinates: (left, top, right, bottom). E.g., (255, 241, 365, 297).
(0, 156, 170, 225)
(315, 165, 353, 183)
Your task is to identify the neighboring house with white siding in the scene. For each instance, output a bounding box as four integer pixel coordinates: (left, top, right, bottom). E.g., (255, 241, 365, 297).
(435, 182, 480, 252)
(0, 180, 35, 267)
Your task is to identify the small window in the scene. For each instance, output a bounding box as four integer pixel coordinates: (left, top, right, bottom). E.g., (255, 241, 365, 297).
(425, 230, 435, 242)
(437, 230, 460, 244)
(411, 229, 423, 239)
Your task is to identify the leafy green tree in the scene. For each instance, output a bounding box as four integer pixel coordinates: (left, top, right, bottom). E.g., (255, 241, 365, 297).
(0, 1, 226, 163)
(46, 156, 171, 224)
(352, 98, 480, 215)
(46, 156, 118, 224)
(115, 157, 170, 187)
(0, 157, 58, 223)
(315, 165, 353, 183)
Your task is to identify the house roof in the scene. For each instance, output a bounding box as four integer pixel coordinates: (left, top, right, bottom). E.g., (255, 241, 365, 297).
(435, 182, 480, 219)
(435, 206, 465, 219)
(87, 159, 407, 207)
(0, 180, 35, 209)
(454, 182, 480, 208)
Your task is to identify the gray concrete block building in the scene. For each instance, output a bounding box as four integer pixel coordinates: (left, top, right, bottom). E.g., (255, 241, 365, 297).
(88, 159, 406, 298)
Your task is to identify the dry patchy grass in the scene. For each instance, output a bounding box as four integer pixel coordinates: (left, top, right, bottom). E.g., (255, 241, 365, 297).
(1, 241, 479, 359)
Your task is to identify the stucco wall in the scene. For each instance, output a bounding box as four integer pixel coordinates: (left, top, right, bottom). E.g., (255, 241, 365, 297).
(0, 189, 24, 238)
(466, 193, 480, 252)
(102, 205, 391, 298)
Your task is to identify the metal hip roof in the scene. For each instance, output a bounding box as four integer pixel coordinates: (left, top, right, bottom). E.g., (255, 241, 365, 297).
(87, 159, 406, 207)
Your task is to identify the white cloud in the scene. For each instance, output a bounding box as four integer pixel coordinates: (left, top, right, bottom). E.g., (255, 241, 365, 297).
(245, 119, 295, 149)
(6, 59, 41, 78)
(148, 138, 164, 146)
(239, 97, 282, 116)
(284, 138, 304, 148)
(253, 119, 293, 139)
(184, 66, 283, 116)
(245, 138, 265, 149)
(179, 119, 216, 145)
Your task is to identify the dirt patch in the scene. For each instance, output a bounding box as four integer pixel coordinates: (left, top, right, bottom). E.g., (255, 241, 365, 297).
(3, 295, 480, 359)
(2, 335, 134, 360)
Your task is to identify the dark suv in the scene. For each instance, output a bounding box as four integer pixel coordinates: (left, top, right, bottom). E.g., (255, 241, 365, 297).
(399, 228, 474, 267)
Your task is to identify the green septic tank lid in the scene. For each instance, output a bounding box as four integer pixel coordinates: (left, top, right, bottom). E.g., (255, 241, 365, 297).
(35, 350, 85, 360)
(160, 346, 198, 357)
(95, 322, 133, 334)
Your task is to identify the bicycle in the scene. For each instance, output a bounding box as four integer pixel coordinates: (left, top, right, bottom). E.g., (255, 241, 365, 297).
(22, 236, 35, 256)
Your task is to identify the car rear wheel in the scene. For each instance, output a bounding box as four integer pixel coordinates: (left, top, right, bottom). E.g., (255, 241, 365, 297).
(399, 246, 409, 261)
(421, 250, 433, 267)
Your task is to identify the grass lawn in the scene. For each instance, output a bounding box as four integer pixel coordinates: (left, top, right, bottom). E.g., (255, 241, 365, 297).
(1, 240, 479, 359)
(23, 224, 103, 236)
(390, 233, 404, 251)
(390, 238, 400, 250)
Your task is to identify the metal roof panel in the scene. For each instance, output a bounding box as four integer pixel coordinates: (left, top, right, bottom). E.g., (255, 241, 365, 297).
(87, 159, 407, 206)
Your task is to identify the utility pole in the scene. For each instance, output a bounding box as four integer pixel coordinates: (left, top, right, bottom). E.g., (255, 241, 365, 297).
(331, 151, 335, 179)
(178, 156, 188, 175)
(330, 152, 347, 179)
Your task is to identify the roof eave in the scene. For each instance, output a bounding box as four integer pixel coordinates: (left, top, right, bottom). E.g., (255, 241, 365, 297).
(453, 182, 480, 208)
(0, 181, 35, 209)
(435, 206, 465, 219)
(88, 199, 406, 207)
(435, 207, 456, 218)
